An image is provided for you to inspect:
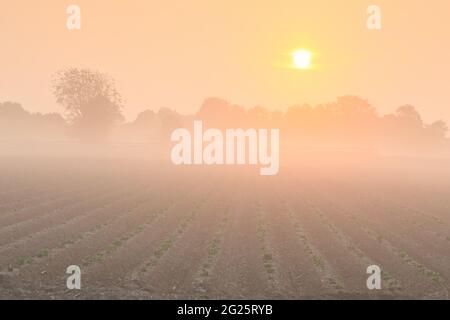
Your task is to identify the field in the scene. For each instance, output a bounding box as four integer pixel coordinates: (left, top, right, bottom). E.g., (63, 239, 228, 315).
(0, 156, 449, 299)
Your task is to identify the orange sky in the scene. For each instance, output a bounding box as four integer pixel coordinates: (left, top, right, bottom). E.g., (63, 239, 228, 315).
(1, 0, 449, 123)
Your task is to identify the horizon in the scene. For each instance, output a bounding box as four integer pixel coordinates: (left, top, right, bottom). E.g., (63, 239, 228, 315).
(3, 93, 446, 124)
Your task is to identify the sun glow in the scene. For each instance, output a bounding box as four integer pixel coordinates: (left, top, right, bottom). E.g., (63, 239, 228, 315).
(293, 49, 312, 69)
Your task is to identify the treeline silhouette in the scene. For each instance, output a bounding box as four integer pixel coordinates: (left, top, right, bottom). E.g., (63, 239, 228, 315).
(1, 96, 448, 155)
(0, 101, 66, 141)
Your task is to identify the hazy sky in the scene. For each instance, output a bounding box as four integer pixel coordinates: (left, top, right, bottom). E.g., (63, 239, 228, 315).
(1, 0, 449, 123)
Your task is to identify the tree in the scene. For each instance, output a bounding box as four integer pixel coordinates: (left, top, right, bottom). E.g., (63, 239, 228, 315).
(0, 101, 29, 119)
(396, 105, 422, 125)
(71, 96, 123, 142)
(426, 120, 448, 140)
(52, 68, 123, 141)
(335, 96, 377, 117)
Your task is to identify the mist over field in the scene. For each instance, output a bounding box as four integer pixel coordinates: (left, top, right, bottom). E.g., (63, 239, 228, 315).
(1, 84, 450, 299)
(0, 153, 449, 299)
(2, 91, 449, 158)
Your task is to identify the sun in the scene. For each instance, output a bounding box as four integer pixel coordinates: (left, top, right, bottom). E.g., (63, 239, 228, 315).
(293, 49, 312, 69)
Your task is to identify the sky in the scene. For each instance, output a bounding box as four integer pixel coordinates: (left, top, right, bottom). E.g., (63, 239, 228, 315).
(1, 0, 449, 124)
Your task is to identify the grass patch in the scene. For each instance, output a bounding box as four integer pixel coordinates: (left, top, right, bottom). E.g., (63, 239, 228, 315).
(37, 249, 49, 258)
(264, 264, 275, 274)
(263, 253, 273, 263)
(208, 240, 220, 258)
(312, 255, 324, 267)
(16, 258, 25, 266)
(112, 239, 122, 247)
(155, 239, 173, 258)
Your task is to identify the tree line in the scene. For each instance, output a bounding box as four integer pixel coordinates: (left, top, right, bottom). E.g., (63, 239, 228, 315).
(1, 68, 448, 154)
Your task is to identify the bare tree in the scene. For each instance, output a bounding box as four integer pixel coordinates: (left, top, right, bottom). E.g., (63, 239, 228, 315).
(52, 68, 124, 141)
